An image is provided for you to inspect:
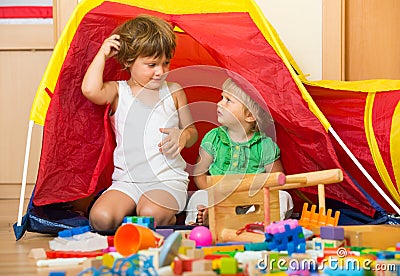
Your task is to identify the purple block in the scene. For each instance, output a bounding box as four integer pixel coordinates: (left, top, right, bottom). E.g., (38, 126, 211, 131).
(156, 228, 174, 239)
(320, 226, 344, 240)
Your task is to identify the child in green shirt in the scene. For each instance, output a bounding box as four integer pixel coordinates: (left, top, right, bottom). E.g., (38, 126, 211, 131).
(185, 78, 293, 225)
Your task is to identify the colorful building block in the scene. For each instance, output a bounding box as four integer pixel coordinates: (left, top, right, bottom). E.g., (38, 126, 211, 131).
(46, 250, 103, 259)
(29, 248, 47, 259)
(219, 257, 238, 274)
(58, 226, 91, 238)
(320, 226, 344, 240)
(123, 216, 155, 229)
(265, 224, 306, 255)
(156, 228, 174, 239)
(299, 203, 340, 229)
(191, 259, 213, 272)
(186, 248, 205, 259)
(201, 244, 244, 256)
(173, 259, 196, 274)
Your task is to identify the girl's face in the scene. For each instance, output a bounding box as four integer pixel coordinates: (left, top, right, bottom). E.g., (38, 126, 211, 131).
(128, 55, 170, 90)
(217, 91, 248, 128)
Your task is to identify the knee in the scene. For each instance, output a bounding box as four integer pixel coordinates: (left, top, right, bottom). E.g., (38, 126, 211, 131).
(89, 206, 120, 231)
(138, 206, 176, 226)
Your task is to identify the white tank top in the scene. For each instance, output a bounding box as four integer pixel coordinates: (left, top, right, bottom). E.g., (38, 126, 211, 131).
(110, 81, 189, 183)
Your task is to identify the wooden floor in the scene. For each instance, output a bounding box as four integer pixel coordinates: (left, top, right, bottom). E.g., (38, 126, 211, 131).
(0, 200, 84, 276)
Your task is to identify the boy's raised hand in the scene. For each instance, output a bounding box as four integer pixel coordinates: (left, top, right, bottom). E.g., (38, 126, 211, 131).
(99, 34, 120, 59)
(158, 127, 186, 158)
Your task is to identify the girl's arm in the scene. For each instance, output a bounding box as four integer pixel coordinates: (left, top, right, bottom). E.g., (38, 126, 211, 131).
(81, 34, 120, 108)
(173, 83, 198, 147)
(265, 158, 284, 173)
(193, 148, 214, 190)
(159, 83, 198, 157)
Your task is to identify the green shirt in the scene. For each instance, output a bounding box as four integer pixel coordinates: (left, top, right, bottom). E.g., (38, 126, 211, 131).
(201, 126, 280, 175)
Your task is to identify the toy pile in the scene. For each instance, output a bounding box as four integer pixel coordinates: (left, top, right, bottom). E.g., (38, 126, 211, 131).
(29, 204, 400, 275)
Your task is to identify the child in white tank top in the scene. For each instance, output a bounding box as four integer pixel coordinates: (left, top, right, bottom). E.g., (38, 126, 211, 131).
(81, 15, 198, 231)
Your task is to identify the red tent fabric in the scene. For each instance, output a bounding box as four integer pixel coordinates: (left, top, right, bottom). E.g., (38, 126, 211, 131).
(307, 84, 400, 213)
(33, 2, 376, 216)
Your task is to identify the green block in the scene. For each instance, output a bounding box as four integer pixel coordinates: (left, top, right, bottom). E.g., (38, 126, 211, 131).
(220, 257, 238, 274)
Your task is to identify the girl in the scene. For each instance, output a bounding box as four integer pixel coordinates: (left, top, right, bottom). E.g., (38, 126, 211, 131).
(185, 78, 293, 225)
(82, 15, 198, 231)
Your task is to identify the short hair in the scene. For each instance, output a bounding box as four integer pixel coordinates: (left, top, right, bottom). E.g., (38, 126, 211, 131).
(113, 14, 176, 70)
(222, 78, 273, 132)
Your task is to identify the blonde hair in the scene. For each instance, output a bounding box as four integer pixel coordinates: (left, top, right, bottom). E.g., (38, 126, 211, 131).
(113, 14, 176, 70)
(222, 78, 273, 132)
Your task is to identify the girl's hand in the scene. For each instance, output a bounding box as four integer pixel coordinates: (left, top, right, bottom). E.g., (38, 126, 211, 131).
(158, 128, 186, 158)
(99, 34, 120, 59)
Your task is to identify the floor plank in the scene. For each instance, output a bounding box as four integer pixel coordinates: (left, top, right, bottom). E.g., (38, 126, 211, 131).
(0, 199, 85, 275)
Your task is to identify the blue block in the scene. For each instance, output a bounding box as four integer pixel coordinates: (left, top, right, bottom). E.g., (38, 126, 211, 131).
(49, 272, 66, 276)
(265, 225, 306, 254)
(71, 226, 90, 235)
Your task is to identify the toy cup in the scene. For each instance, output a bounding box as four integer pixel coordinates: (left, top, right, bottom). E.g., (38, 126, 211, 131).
(114, 224, 156, 256)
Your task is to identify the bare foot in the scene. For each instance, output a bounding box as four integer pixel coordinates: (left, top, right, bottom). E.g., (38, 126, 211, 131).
(196, 205, 209, 226)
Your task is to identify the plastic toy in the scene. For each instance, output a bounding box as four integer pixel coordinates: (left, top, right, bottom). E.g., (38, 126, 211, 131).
(46, 250, 103, 259)
(155, 228, 174, 239)
(58, 226, 91, 238)
(36, 257, 87, 267)
(49, 228, 108, 252)
(299, 203, 340, 229)
(201, 244, 245, 256)
(265, 224, 306, 255)
(77, 253, 157, 276)
(114, 223, 156, 256)
(219, 257, 238, 274)
(189, 226, 213, 247)
(320, 226, 344, 240)
(159, 231, 182, 267)
(123, 216, 155, 230)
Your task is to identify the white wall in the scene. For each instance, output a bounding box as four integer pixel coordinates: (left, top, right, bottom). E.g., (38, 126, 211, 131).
(254, 0, 322, 80)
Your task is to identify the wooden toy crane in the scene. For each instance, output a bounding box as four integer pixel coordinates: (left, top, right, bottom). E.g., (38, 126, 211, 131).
(207, 169, 343, 243)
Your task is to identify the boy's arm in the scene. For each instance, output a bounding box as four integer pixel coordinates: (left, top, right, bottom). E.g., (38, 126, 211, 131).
(265, 158, 284, 174)
(193, 148, 214, 190)
(81, 34, 120, 107)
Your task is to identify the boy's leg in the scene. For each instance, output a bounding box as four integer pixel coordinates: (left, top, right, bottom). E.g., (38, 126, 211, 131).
(185, 190, 208, 225)
(89, 190, 137, 231)
(278, 190, 294, 220)
(196, 205, 208, 226)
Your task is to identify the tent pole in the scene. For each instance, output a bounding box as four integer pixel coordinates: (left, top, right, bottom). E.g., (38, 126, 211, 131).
(17, 120, 34, 226)
(329, 127, 400, 215)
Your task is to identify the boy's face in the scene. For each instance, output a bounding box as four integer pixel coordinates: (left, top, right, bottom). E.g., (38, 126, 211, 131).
(128, 55, 170, 90)
(217, 91, 248, 128)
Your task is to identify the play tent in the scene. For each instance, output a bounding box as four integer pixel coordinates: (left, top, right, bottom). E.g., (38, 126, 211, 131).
(14, 0, 400, 239)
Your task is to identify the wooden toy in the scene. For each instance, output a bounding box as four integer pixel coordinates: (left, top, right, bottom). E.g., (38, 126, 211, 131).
(208, 172, 285, 244)
(208, 169, 343, 243)
(191, 259, 213, 272)
(28, 248, 47, 259)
